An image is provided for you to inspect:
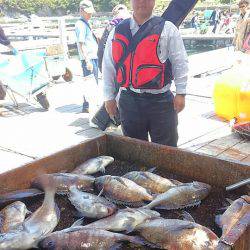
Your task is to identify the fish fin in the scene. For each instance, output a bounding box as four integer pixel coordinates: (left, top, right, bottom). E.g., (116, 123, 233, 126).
(55, 203, 61, 221)
(97, 188, 104, 197)
(128, 236, 158, 248)
(167, 222, 195, 232)
(110, 243, 123, 250)
(216, 241, 232, 250)
(169, 179, 183, 185)
(181, 211, 195, 222)
(123, 216, 136, 233)
(147, 167, 156, 173)
(71, 218, 84, 227)
(63, 226, 84, 233)
(100, 166, 106, 173)
(155, 200, 201, 210)
(215, 215, 222, 227)
(26, 209, 32, 216)
(113, 177, 127, 187)
(216, 206, 229, 213)
(105, 196, 145, 207)
(125, 207, 136, 213)
(226, 198, 234, 205)
(126, 235, 147, 247)
(73, 210, 85, 218)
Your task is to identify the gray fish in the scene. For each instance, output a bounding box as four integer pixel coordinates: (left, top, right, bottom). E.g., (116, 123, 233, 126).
(32, 173, 95, 194)
(68, 185, 117, 219)
(0, 189, 44, 205)
(216, 195, 250, 246)
(84, 207, 160, 233)
(0, 201, 30, 234)
(144, 181, 211, 210)
(72, 156, 114, 175)
(135, 218, 219, 249)
(123, 171, 181, 194)
(39, 228, 144, 250)
(0, 176, 60, 250)
(95, 175, 153, 206)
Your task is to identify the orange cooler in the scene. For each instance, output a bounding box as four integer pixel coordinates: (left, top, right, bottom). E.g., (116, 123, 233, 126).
(213, 67, 250, 122)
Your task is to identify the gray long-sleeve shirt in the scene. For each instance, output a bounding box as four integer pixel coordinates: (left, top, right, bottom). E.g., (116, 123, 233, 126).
(102, 16, 189, 101)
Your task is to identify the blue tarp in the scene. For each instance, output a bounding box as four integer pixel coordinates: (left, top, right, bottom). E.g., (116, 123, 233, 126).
(0, 50, 49, 96)
(204, 10, 213, 20)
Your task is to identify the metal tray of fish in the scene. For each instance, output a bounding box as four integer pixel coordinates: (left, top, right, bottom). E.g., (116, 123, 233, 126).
(0, 134, 249, 249)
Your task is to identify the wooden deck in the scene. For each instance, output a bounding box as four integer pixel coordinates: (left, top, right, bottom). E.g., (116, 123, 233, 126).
(0, 55, 249, 174)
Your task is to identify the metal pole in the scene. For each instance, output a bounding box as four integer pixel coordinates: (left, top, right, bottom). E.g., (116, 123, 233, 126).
(58, 17, 69, 60)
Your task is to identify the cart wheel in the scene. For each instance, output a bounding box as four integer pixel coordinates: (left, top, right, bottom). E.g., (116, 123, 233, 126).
(36, 92, 50, 110)
(52, 75, 60, 81)
(62, 68, 73, 82)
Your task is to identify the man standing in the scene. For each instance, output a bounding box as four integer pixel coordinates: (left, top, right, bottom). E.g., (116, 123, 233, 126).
(102, 0, 188, 147)
(233, 0, 250, 51)
(75, 0, 98, 112)
(210, 8, 220, 33)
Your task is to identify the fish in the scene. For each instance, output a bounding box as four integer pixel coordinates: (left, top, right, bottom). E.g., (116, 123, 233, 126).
(72, 155, 114, 175)
(0, 188, 44, 205)
(215, 195, 250, 246)
(143, 181, 211, 210)
(68, 185, 117, 219)
(31, 173, 95, 194)
(39, 228, 144, 250)
(0, 176, 60, 250)
(135, 218, 219, 249)
(0, 201, 30, 234)
(94, 175, 153, 206)
(123, 171, 181, 194)
(84, 207, 160, 233)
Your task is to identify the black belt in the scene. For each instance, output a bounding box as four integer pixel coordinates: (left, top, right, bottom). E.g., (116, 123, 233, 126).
(122, 88, 171, 98)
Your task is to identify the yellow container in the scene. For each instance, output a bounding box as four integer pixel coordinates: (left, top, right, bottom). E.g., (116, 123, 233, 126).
(213, 67, 250, 122)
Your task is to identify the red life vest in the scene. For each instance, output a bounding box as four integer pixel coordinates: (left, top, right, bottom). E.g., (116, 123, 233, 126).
(112, 17, 173, 89)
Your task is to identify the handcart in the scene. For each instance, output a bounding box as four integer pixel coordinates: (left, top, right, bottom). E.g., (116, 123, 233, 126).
(0, 50, 51, 109)
(44, 44, 73, 82)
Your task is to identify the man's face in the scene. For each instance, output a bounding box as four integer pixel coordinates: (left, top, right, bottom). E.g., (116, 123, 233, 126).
(239, 3, 248, 14)
(80, 8, 92, 20)
(131, 0, 155, 19)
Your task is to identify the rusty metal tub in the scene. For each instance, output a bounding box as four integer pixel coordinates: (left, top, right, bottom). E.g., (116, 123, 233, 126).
(0, 134, 249, 249)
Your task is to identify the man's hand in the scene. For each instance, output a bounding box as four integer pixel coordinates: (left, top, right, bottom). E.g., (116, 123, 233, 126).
(105, 99, 118, 118)
(86, 60, 93, 72)
(174, 94, 185, 113)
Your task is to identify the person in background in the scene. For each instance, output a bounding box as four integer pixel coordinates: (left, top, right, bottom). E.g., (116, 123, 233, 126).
(210, 8, 220, 33)
(233, 0, 250, 51)
(98, 4, 130, 72)
(102, 0, 188, 147)
(75, 0, 98, 112)
(190, 11, 199, 31)
(0, 25, 18, 55)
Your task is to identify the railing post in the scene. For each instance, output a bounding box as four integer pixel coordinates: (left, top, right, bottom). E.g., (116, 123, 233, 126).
(58, 17, 69, 59)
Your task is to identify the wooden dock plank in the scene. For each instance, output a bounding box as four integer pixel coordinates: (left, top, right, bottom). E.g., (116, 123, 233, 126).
(217, 140, 250, 162)
(0, 149, 33, 174)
